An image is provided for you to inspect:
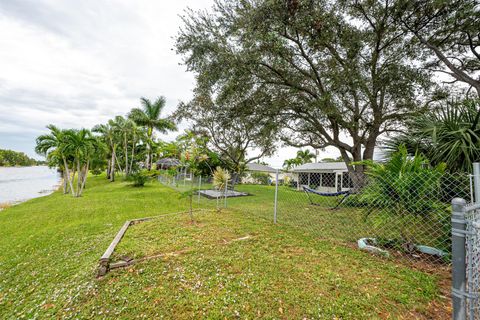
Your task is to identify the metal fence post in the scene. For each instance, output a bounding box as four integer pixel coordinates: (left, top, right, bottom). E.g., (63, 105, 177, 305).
(274, 169, 279, 224)
(452, 197, 467, 320)
(473, 163, 480, 203)
(197, 175, 202, 204)
(224, 179, 228, 208)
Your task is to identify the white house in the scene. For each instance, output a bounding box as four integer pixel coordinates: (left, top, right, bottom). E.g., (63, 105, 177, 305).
(291, 162, 353, 192)
(242, 163, 278, 184)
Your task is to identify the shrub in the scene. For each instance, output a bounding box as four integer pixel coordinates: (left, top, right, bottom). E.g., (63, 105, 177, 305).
(213, 167, 230, 191)
(250, 172, 270, 185)
(129, 170, 160, 187)
(358, 145, 446, 216)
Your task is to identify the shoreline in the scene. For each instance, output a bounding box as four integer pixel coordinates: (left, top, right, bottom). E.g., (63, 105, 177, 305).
(0, 166, 61, 210)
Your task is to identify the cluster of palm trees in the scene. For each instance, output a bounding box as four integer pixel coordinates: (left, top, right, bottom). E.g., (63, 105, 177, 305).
(35, 126, 103, 197)
(35, 96, 176, 196)
(282, 149, 316, 171)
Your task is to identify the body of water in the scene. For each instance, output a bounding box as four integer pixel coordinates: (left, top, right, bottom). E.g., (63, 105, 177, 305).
(0, 166, 61, 205)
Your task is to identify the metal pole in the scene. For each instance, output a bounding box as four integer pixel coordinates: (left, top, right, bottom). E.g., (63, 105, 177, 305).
(274, 169, 279, 224)
(197, 175, 202, 204)
(224, 179, 228, 208)
(452, 197, 467, 320)
(473, 163, 480, 203)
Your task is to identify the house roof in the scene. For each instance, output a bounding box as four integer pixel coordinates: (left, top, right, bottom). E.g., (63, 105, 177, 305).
(156, 158, 181, 167)
(291, 162, 348, 173)
(246, 162, 277, 173)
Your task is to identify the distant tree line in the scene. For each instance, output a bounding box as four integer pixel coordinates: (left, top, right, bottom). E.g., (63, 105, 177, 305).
(0, 149, 44, 167)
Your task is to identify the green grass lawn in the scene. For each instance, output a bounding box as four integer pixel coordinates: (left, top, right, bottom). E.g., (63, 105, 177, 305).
(0, 175, 446, 319)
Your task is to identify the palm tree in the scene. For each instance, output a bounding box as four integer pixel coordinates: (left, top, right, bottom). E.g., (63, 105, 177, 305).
(64, 129, 97, 197)
(296, 149, 316, 164)
(385, 99, 480, 173)
(111, 116, 136, 175)
(35, 125, 71, 194)
(283, 158, 301, 171)
(129, 97, 177, 170)
(93, 122, 118, 181)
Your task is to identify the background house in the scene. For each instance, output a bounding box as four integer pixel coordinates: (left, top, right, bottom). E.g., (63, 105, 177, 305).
(242, 163, 278, 184)
(291, 162, 353, 192)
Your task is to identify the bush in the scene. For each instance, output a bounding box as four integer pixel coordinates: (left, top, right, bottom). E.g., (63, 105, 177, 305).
(358, 145, 446, 216)
(213, 167, 230, 191)
(250, 172, 270, 185)
(129, 170, 160, 187)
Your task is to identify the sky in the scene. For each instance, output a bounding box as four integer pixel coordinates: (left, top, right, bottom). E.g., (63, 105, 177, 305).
(0, 0, 340, 168)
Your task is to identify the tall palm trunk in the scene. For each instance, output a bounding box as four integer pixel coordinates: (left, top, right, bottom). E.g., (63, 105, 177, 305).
(62, 170, 68, 194)
(76, 159, 81, 197)
(124, 132, 129, 175)
(78, 160, 89, 196)
(111, 149, 116, 182)
(62, 157, 75, 195)
(129, 137, 136, 174)
(146, 127, 152, 170)
(107, 159, 111, 179)
(146, 143, 151, 170)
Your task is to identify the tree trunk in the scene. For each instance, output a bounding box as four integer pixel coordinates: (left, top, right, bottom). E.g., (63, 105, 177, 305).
(230, 172, 239, 190)
(78, 160, 89, 196)
(124, 133, 129, 175)
(146, 142, 151, 170)
(129, 140, 135, 174)
(107, 159, 111, 179)
(76, 159, 81, 197)
(111, 151, 116, 182)
(62, 170, 68, 194)
(63, 157, 75, 196)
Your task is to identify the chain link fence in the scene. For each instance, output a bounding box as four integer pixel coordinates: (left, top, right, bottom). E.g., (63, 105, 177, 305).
(465, 205, 480, 320)
(159, 166, 470, 264)
(275, 170, 471, 264)
(155, 164, 480, 318)
(460, 168, 480, 320)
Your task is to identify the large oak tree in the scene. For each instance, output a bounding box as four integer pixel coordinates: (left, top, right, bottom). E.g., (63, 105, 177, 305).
(176, 0, 431, 175)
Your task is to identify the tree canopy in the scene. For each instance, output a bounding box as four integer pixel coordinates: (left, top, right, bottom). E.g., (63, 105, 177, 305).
(176, 0, 432, 173)
(396, 0, 480, 96)
(175, 90, 278, 179)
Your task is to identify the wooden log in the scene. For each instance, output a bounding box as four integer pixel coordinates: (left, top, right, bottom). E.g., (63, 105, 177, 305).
(99, 220, 131, 266)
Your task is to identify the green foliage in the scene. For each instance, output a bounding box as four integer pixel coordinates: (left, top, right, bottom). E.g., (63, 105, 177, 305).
(0, 149, 40, 166)
(128, 96, 177, 170)
(35, 125, 104, 197)
(176, 0, 431, 171)
(213, 167, 230, 191)
(128, 169, 160, 187)
(175, 92, 278, 178)
(129, 171, 149, 187)
(385, 99, 480, 173)
(358, 146, 446, 216)
(283, 149, 317, 170)
(396, 0, 480, 95)
(250, 172, 271, 185)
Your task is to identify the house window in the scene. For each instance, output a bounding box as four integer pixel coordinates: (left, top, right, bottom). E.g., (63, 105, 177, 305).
(341, 173, 355, 188)
(321, 173, 336, 187)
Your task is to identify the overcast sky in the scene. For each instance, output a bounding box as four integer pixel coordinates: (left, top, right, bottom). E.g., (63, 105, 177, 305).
(0, 0, 340, 168)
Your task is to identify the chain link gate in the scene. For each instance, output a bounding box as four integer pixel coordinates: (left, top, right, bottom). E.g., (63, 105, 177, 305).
(452, 199, 480, 320)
